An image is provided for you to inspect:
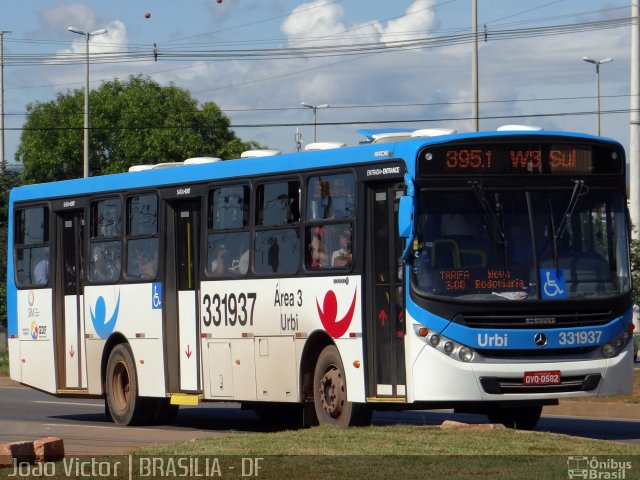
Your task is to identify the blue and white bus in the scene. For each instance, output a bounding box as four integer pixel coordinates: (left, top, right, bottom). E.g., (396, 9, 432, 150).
(7, 127, 634, 429)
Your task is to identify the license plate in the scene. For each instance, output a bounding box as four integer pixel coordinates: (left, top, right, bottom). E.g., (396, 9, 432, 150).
(523, 370, 561, 386)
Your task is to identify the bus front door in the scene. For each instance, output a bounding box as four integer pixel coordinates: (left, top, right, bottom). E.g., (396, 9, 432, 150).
(55, 210, 86, 390)
(165, 200, 201, 393)
(365, 182, 406, 400)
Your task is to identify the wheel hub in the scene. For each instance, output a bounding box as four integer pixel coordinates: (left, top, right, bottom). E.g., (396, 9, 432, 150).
(319, 367, 345, 418)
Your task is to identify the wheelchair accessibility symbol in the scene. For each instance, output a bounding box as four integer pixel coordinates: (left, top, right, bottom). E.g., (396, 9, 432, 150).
(152, 282, 163, 309)
(540, 269, 567, 299)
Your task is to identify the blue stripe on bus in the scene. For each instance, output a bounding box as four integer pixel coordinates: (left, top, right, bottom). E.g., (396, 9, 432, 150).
(7, 197, 17, 336)
(441, 307, 631, 350)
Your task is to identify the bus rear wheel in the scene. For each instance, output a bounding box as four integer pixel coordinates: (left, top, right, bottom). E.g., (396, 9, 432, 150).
(313, 345, 371, 427)
(486, 405, 542, 430)
(106, 344, 150, 426)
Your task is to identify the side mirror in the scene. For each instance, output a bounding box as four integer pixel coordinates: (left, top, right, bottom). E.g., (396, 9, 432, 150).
(398, 195, 413, 238)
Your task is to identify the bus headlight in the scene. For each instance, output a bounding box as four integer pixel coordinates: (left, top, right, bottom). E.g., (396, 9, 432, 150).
(414, 325, 475, 363)
(443, 341, 455, 355)
(602, 328, 633, 358)
(458, 347, 474, 362)
(602, 343, 616, 358)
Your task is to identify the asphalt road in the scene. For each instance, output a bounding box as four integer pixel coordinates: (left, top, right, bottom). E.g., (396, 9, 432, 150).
(2, 385, 640, 456)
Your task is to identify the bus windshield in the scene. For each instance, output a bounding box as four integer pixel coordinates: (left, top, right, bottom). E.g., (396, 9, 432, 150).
(411, 186, 630, 300)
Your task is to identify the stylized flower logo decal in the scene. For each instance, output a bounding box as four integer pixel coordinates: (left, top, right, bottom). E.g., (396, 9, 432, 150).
(90, 291, 121, 339)
(316, 288, 357, 338)
(30, 321, 38, 340)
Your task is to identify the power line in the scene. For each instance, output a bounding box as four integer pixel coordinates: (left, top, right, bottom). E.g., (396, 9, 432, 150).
(5, 106, 633, 133)
(1, 16, 634, 67)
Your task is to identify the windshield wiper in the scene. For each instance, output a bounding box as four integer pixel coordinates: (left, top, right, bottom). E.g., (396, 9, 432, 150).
(469, 180, 505, 247)
(555, 180, 587, 240)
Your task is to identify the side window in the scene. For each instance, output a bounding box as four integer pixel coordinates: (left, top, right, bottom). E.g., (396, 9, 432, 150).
(126, 194, 159, 280)
(256, 181, 300, 226)
(207, 185, 250, 277)
(210, 185, 249, 230)
(255, 229, 299, 275)
(306, 223, 352, 270)
(305, 173, 355, 271)
(15, 206, 50, 287)
(306, 173, 355, 220)
(89, 198, 122, 283)
(254, 180, 300, 275)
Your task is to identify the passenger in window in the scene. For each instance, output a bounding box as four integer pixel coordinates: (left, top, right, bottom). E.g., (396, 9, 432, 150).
(211, 244, 229, 274)
(34, 247, 49, 284)
(134, 247, 157, 279)
(267, 237, 280, 272)
(309, 180, 333, 220)
(331, 230, 352, 267)
(309, 227, 329, 268)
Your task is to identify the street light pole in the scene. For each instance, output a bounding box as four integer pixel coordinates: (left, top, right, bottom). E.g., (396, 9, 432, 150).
(68, 26, 107, 178)
(301, 102, 329, 143)
(582, 56, 613, 136)
(0, 30, 11, 173)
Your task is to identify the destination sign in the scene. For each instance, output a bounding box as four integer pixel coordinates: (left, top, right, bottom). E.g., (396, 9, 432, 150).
(418, 140, 624, 176)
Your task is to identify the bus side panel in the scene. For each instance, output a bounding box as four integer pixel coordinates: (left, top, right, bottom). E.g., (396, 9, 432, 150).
(199, 276, 365, 403)
(200, 278, 280, 401)
(16, 289, 56, 393)
(278, 276, 365, 403)
(85, 338, 105, 395)
(84, 284, 166, 398)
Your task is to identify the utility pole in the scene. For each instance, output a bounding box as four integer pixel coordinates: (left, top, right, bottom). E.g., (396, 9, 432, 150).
(471, 0, 479, 132)
(631, 1, 640, 238)
(0, 30, 10, 174)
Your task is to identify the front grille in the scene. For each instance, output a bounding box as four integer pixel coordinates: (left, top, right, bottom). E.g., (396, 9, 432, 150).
(456, 310, 612, 329)
(480, 374, 601, 394)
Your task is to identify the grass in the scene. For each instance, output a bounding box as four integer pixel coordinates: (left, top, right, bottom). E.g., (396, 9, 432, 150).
(0, 351, 8, 377)
(2, 426, 638, 480)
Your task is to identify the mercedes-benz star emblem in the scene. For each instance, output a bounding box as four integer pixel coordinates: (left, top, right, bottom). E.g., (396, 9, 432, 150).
(534, 333, 547, 347)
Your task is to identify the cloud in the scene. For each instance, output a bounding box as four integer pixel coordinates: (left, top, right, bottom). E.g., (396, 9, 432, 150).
(380, 0, 439, 44)
(66, 21, 129, 55)
(281, 0, 439, 47)
(39, 2, 103, 33)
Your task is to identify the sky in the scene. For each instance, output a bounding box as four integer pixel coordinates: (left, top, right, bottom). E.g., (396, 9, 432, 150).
(0, 0, 633, 168)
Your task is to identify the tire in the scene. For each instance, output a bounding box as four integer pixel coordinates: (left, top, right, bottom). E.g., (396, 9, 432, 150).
(486, 405, 542, 430)
(105, 344, 151, 426)
(313, 345, 371, 427)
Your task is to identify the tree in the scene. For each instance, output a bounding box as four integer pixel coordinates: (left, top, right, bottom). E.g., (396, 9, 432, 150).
(16, 75, 262, 183)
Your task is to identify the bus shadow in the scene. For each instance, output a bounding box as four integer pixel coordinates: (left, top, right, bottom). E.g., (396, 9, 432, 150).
(49, 405, 302, 433)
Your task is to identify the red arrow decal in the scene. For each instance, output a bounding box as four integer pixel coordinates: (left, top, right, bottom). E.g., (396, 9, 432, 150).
(378, 309, 388, 326)
(185, 344, 192, 359)
(69, 345, 75, 358)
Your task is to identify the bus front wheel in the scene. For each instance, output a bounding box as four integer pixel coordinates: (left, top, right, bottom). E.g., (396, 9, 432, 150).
(313, 345, 371, 427)
(106, 344, 149, 426)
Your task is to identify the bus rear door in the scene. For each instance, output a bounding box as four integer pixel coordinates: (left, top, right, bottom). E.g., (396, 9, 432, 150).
(54, 209, 87, 390)
(164, 199, 201, 393)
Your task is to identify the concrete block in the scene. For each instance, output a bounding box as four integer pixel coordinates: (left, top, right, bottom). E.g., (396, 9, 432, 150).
(440, 420, 506, 430)
(33, 437, 64, 463)
(0, 441, 35, 466)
